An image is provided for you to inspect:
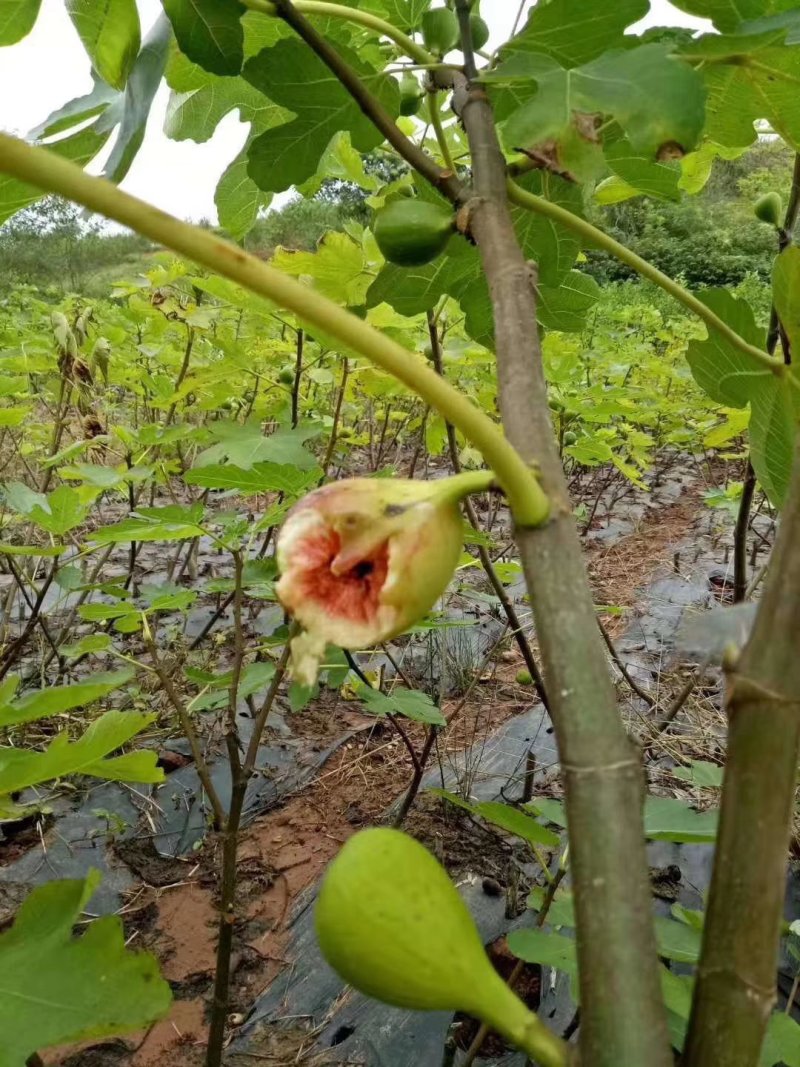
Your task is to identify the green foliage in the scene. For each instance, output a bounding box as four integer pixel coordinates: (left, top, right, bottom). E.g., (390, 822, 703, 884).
(65, 0, 141, 90)
(0, 871, 171, 1066)
(773, 244, 800, 357)
(245, 195, 363, 253)
(0, 666, 161, 818)
(0, 0, 41, 45)
(586, 136, 797, 288)
(525, 793, 720, 843)
(515, 865, 800, 1066)
(682, 30, 800, 151)
(244, 39, 399, 194)
(586, 196, 781, 288)
(686, 289, 799, 504)
(357, 684, 446, 725)
(163, 0, 244, 76)
(433, 789, 560, 847)
(0, 669, 134, 728)
(0, 710, 163, 794)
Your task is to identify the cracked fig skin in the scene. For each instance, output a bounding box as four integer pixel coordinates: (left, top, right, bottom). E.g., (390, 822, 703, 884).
(276, 473, 491, 685)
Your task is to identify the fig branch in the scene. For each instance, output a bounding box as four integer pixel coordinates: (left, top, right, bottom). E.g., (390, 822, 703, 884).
(249, 0, 781, 380)
(506, 179, 785, 376)
(241, 0, 436, 67)
(0, 133, 548, 526)
(451, 2, 672, 1064)
(262, 0, 464, 202)
(683, 436, 800, 1067)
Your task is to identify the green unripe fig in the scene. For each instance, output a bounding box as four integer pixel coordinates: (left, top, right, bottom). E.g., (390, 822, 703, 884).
(515, 669, 533, 686)
(423, 343, 435, 361)
(278, 367, 295, 385)
(315, 829, 563, 1063)
(422, 7, 460, 55)
(563, 430, 578, 445)
(399, 72, 423, 117)
(469, 14, 490, 49)
(754, 191, 782, 226)
(374, 200, 455, 267)
(548, 398, 564, 412)
(384, 184, 415, 205)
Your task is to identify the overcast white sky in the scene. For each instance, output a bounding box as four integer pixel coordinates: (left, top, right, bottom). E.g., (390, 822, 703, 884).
(0, 0, 711, 222)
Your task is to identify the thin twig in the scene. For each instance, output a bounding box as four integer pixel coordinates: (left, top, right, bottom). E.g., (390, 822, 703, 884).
(291, 327, 304, 428)
(144, 628, 226, 829)
(206, 629, 291, 1067)
(272, 0, 463, 202)
(596, 616, 656, 708)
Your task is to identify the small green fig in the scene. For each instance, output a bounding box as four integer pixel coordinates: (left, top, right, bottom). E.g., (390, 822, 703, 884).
(470, 14, 490, 49)
(754, 192, 782, 227)
(374, 200, 456, 267)
(399, 72, 423, 117)
(423, 342, 435, 361)
(278, 367, 295, 385)
(515, 669, 533, 686)
(315, 828, 565, 1066)
(562, 430, 578, 446)
(422, 7, 460, 55)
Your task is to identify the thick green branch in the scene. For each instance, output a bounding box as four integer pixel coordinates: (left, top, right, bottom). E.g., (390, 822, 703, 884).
(242, 0, 436, 66)
(507, 178, 785, 376)
(0, 133, 547, 526)
(452, 5, 671, 1064)
(683, 437, 800, 1067)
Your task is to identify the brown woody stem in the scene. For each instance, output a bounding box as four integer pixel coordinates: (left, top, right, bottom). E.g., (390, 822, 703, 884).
(451, 5, 671, 1064)
(683, 437, 800, 1066)
(272, 0, 463, 202)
